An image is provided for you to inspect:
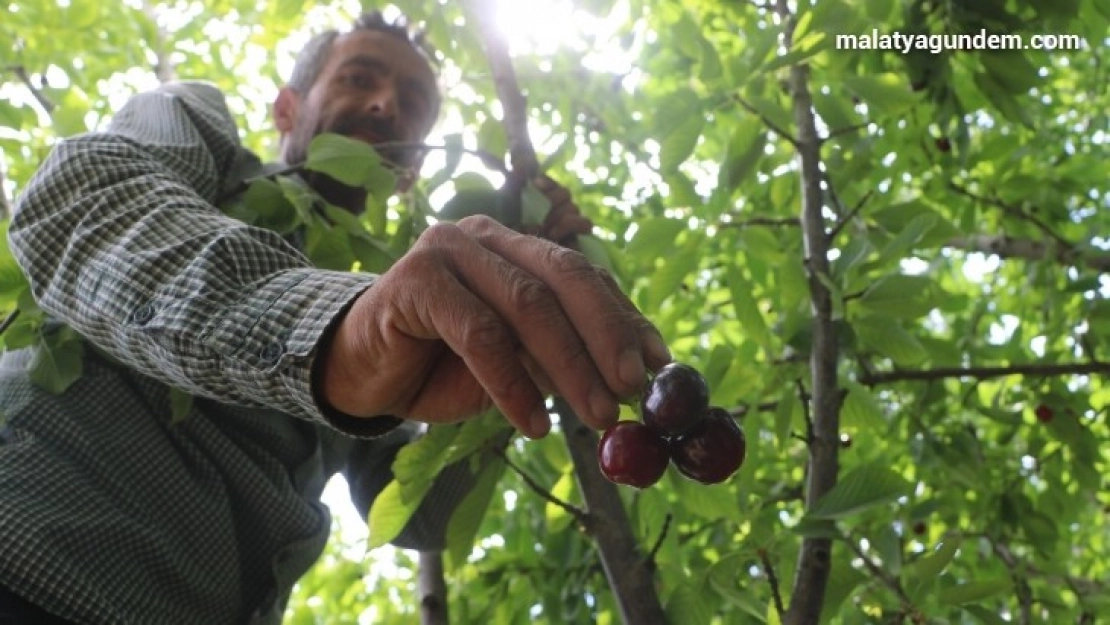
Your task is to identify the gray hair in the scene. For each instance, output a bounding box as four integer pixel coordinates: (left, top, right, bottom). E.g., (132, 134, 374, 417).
(286, 10, 439, 94)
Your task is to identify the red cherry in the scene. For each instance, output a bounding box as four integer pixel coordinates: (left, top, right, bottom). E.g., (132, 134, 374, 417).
(1035, 404, 1054, 423)
(669, 407, 746, 484)
(641, 363, 709, 437)
(912, 521, 927, 536)
(935, 137, 952, 153)
(597, 421, 670, 489)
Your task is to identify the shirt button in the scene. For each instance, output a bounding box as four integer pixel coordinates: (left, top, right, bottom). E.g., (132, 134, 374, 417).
(260, 342, 284, 363)
(131, 304, 155, 324)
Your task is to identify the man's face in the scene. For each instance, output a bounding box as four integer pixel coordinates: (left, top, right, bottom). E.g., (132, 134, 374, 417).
(279, 29, 440, 201)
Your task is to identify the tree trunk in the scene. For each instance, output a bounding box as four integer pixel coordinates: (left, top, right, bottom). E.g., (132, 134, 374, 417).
(418, 550, 450, 625)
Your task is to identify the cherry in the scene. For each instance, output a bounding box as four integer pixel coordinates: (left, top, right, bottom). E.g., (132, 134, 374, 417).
(669, 407, 746, 484)
(935, 137, 951, 153)
(1035, 404, 1054, 423)
(912, 521, 927, 536)
(641, 362, 709, 437)
(597, 421, 670, 489)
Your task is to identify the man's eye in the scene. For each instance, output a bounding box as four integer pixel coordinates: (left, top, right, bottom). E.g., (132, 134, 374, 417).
(346, 74, 372, 88)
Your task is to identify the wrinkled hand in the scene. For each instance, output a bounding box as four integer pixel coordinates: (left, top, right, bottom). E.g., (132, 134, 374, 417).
(526, 175, 594, 246)
(316, 215, 671, 439)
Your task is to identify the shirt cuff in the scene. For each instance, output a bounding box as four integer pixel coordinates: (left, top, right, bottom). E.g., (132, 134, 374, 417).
(204, 268, 400, 436)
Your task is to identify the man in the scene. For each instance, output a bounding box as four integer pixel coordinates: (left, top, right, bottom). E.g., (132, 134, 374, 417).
(0, 10, 669, 625)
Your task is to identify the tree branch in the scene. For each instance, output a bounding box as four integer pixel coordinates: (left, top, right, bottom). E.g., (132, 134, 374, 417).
(466, 0, 539, 226)
(718, 216, 801, 229)
(946, 234, 1110, 274)
(779, 0, 842, 620)
(554, 399, 668, 624)
(859, 362, 1110, 386)
(948, 182, 1073, 251)
(417, 551, 450, 625)
(6, 65, 54, 113)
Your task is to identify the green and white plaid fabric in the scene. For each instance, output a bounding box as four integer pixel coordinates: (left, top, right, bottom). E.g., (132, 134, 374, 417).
(1, 81, 462, 624)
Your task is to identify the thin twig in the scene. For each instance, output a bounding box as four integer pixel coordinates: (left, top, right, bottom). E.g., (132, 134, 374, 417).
(493, 447, 590, 527)
(827, 190, 874, 243)
(0, 309, 20, 336)
(6, 65, 55, 113)
(948, 182, 1073, 251)
(733, 95, 799, 147)
(843, 533, 915, 610)
(822, 121, 871, 142)
(859, 362, 1110, 386)
(646, 513, 672, 564)
(718, 217, 801, 229)
(758, 548, 786, 618)
(991, 540, 1033, 625)
(794, 378, 814, 444)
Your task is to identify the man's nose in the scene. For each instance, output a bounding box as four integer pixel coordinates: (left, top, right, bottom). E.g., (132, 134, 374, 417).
(367, 84, 397, 120)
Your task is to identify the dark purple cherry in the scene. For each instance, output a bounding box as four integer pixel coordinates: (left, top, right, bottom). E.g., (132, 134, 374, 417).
(670, 407, 746, 484)
(597, 421, 670, 489)
(641, 362, 709, 437)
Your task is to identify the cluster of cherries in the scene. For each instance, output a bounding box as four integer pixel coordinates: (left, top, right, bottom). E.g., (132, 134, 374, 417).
(597, 363, 746, 488)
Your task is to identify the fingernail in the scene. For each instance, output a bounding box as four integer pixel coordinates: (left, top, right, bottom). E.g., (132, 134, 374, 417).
(619, 349, 646, 388)
(644, 332, 672, 365)
(590, 385, 618, 427)
(529, 405, 551, 438)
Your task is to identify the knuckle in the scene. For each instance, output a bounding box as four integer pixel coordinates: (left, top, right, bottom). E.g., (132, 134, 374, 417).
(542, 245, 592, 277)
(505, 275, 557, 316)
(417, 221, 463, 248)
(458, 314, 510, 355)
(456, 214, 502, 236)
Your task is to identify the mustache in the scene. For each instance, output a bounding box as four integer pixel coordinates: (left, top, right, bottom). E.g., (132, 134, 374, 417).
(330, 118, 397, 144)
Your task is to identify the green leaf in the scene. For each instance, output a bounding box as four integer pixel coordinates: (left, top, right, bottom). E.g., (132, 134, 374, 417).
(304, 225, 354, 271)
(169, 388, 193, 425)
(875, 213, 937, 266)
(855, 315, 928, 365)
(660, 114, 704, 172)
(715, 121, 766, 201)
(937, 578, 1012, 605)
(708, 552, 766, 621)
(520, 182, 552, 226)
(477, 116, 508, 159)
(807, 463, 911, 520)
(238, 178, 301, 234)
(366, 479, 431, 549)
(842, 74, 922, 116)
(304, 133, 386, 187)
(973, 72, 1035, 128)
(543, 471, 577, 533)
(775, 389, 800, 449)
(858, 274, 937, 319)
(0, 101, 23, 129)
(728, 267, 772, 352)
(668, 470, 740, 520)
(840, 380, 886, 432)
(761, 31, 831, 73)
(961, 605, 1010, 625)
(437, 188, 505, 222)
(392, 424, 461, 486)
(628, 218, 687, 257)
(664, 579, 715, 625)
(445, 456, 505, 568)
(904, 538, 962, 596)
(28, 327, 86, 394)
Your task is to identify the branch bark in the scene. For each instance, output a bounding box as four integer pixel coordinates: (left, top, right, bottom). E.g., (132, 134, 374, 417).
(466, 0, 538, 227)
(946, 235, 1110, 273)
(777, 1, 842, 622)
(555, 400, 668, 624)
(859, 362, 1110, 385)
(417, 551, 450, 625)
(465, 3, 667, 621)
(7, 65, 54, 113)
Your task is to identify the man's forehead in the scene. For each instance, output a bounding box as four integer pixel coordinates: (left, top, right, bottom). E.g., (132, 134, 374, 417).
(329, 30, 436, 84)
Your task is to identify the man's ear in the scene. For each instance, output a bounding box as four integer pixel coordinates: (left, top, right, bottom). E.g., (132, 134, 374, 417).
(273, 87, 300, 135)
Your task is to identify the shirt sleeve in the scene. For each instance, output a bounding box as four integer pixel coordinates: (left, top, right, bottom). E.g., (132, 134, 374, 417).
(7, 80, 382, 431)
